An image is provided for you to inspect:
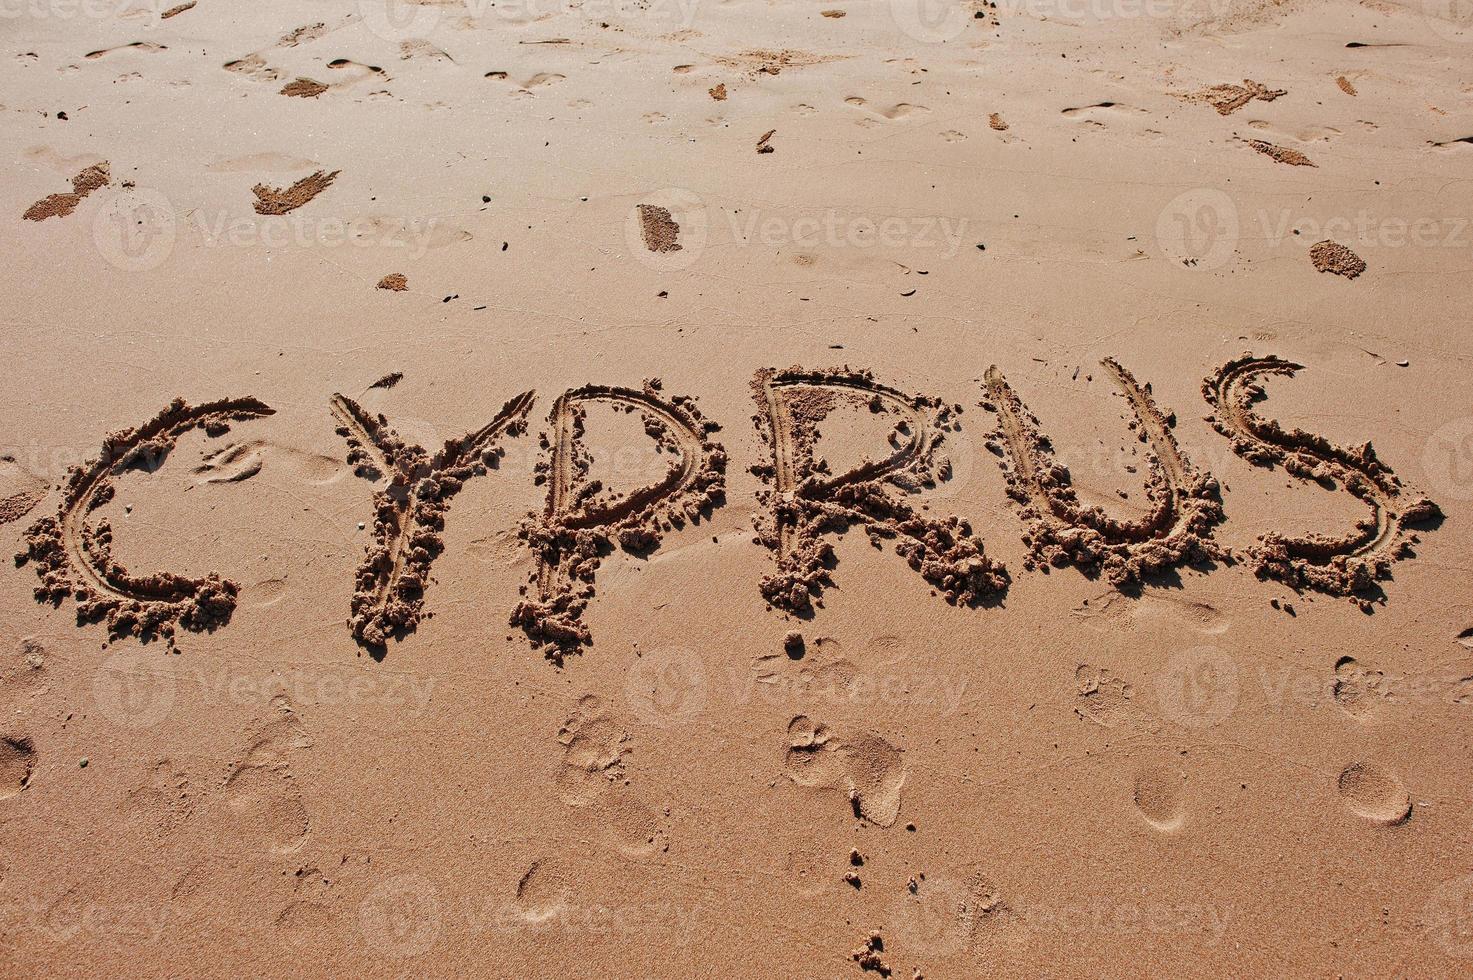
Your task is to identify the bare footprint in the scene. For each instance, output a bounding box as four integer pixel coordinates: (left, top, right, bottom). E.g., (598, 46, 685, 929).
(1, 637, 48, 700)
(0, 736, 36, 799)
(1133, 766, 1184, 831)
(843, 96, 930, 121)
(512, 858, 569, 924)
(1074, 664, 1133, 726)
(1060, 101, 1142, 127)
(85, 41, 166, 60)
(1332, 656, 1385, 720)
(221, 697, 311, 853)
(1337, 762, 1411, 826)
(784, 716, 905, 826)
(555, 696, 666, 857)
(0, 454, 47, 526)
(121, 759, 194, 837)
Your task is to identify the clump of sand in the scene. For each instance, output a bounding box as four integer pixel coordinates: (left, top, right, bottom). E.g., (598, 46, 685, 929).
(280, 78, 328, 98)
(1310, 240, 1366, 279)
(1245, 139, 1315, 167)
(637, 205, 682, 253)
(376, 273, 408, 291)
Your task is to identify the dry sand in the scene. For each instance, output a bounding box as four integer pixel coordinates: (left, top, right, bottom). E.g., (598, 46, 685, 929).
(4, 0, 1473, 974)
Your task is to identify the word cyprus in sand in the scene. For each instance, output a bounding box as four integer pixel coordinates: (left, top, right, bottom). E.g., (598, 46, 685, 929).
(15, 356, 1440, 655)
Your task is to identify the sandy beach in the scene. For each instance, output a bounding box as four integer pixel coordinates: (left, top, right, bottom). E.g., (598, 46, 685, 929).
(3, 0, 1473, 973)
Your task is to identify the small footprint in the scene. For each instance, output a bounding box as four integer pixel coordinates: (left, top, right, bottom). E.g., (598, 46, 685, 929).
(221, 697, 311, 853)
(1073, 664, 1133, 726)
(122, 759, 194, 837)
(0, 736, 36, 800)
(844, 96, 930, 121)
(85, 41, 166, 60)
(1337, 762, 1411, 826)
(555, 696, 666, 857)
(784, 716, 905, 826)
(1132, 766, 1184, 831)
(1331, 656, 1385, 719)
(512, 858, 569, 924)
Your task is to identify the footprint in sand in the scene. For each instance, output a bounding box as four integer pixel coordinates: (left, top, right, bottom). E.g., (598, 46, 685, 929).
(555, 696, 667, 857)
(1073, 664, 1133, 727)
(843, 96, 930, 123)
(85, 41, 165, 60)
(784, 715, 905, 826)
(1, 637, 48, 701)
(1337, 762, 1411, 826)
(1060, 101, 1143, 127)
(892, 866, 1009, 953)
(0, 453, 46, 524)
(511, 858, 570, 924)
(1331, 656, 1385, 720)
(399, 39, 453, 64)
(1073, 591, 1229, 637)
(191, 439, 347, 487)
(0, 736, 36, 800)
(121, 758, 194, 838)
(1132, 766, 1185, 831)
(221, 697, 311, 854)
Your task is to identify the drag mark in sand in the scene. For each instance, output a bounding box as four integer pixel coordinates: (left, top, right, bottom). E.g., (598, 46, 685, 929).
(15, 397, 276, 644)
(982, 358, 1224, 586)
(511, 382, 725, 660)
(332, 390, 534, 647)
(1181, 79, 1286, 115)
(252, 170, 339, 215)
(22, 162, 110, 221)
(751, 367, 1008, 615)
(1203, 355, 1439, 606)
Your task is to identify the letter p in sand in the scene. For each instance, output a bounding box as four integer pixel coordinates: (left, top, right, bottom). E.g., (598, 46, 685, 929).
(511, 381, 726, 661)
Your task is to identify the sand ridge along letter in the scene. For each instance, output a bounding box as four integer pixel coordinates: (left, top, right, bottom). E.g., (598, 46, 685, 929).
(331, 390, 535, 647)
(750, 366, 1008, 616)
(981, 357, 1225, 585)
(1203, 354, 1439, 606)
(511, 380, 726, 661)
(17, 397, 276, 645)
